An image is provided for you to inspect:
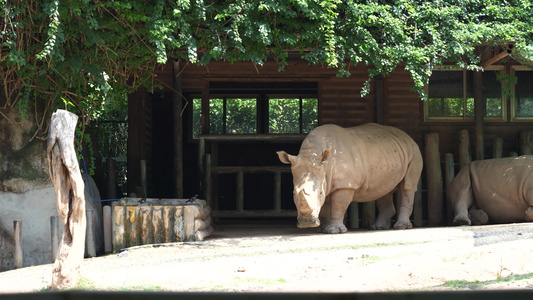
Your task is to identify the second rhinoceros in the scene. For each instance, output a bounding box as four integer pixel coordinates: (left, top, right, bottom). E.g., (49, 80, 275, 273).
(448, 156, 533, 226)
(277, 123, 423, 233)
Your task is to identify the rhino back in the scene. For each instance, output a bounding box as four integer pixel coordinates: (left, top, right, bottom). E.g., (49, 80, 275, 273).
(303, 123, 421, 201)
(469, 156, 533, 222)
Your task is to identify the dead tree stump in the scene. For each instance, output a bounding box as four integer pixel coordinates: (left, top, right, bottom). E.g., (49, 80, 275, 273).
(47, 110, 86, 290)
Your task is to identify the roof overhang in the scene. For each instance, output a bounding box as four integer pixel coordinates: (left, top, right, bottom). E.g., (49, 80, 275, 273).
(510, 44, 533, 69)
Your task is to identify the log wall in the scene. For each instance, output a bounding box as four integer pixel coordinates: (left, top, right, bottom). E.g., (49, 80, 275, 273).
(127, 59, 533, 227)
(112, 199, 213, 251)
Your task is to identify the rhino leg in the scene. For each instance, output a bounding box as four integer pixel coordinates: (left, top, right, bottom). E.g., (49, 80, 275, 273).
(318, 189, 352, 234)
(469, 206, 489, 225)
(393, 188, 414, 230)
(526, 207, 533, 222)
(525, 189, 533, 222)
(448, 166, 474, 226)
(371, 193, 395, 230)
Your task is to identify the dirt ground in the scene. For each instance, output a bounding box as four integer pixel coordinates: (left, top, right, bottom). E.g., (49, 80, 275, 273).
(1, 221, 533, 294)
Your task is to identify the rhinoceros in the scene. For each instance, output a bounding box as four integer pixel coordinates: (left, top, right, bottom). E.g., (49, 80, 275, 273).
(448, 156, 533, 226)
(277, 123, 423, 233)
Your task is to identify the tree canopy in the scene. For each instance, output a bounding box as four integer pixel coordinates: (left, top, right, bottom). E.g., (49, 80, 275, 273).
(1, 0, 533, 129)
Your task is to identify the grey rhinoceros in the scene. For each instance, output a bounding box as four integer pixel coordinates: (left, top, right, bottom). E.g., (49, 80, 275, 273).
(277, 123, 423, 233)
(448, 156, 533, 226)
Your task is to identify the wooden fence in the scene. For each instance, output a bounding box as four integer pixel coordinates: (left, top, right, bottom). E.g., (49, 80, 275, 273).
(197, 129, 533, 228)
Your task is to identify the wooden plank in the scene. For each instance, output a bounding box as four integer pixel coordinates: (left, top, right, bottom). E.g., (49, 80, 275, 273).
(361, 202, 375, 228)
(174, 206, 184, 242)
(103, 206, 112, 254)
(493, 138, 503, 158)
(172, 60, 184, 198)
(237, 171, 244, 212)
(274, 172, 281, 212)
(459, 130, 472, 169)
(444, 153, 455, 225)
(413, 179, 423, 227)
(163, 206, 175, 243)
(13, 220, 22, 269)
(212, 210, 297, 218)
(141, 206, 154, 245)
(474, 71, 484, 160)
(212, 166, 291, 173)
(425, 133, 443, 226)
(112, 206, 125, 251)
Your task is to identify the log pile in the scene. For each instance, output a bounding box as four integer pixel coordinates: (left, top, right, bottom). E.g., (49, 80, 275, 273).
(112, 198, 213, 251)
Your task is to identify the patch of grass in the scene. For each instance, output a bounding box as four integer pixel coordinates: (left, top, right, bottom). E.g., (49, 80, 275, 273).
(440, 272, 533, 290)
(115, 285, 165, 292)
(32, 286, 52, 293)
(210, 285, 230, 292)
(234, 276, 287, 286)
(72, 277, 97, 290)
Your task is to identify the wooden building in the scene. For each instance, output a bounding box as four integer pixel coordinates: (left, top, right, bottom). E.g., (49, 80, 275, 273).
(126, 47, 533, 227)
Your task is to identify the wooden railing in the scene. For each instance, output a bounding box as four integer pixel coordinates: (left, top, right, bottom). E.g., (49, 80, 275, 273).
(198, 134, 305, 219)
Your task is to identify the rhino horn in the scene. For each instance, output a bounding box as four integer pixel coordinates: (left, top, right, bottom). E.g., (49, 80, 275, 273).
(297, 190, 313, 214)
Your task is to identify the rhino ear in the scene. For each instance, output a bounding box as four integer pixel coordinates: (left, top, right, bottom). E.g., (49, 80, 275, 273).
(318, 147, 332, 164)
(277, 151, 296, 165)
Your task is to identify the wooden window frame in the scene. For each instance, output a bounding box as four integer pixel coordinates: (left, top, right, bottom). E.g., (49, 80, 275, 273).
(423, 66, 506, 122)
(510, 65, 533, 122)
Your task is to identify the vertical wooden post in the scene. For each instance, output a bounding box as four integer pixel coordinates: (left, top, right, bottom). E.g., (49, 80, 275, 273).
(519, 130, 532, 155)
(85, 209, 96, 258)
(474, 71, 484, 160)
(102, 206, 112, 254)
(349, 203, 359, 229)
(375, 76, 384, 124)
(13, 220, 22, 269)
(458, 130, 471, 170)
(163, 206, 175, 243)
(152, 206, 165, 244)
(198, 138, 205, 198)
(50, 216, 60, 262)
(413, 179, 423, 227)
(140, 160, 147, 198)
(112, 206, 125, 251)
(174, 207, 184, 242)
(172, 60, 184, 198)
(425, 133, 443, 226)
(493, 138, 503, 158)
(184, 206, 198, 241)
(361, 202, 375, 228)
(106, 158, 117, 199)
(141, 206, 154, 245)
(274, 172, 281, 212)
(125, 206, 138, 247)
(47, 110, 86, 289)
(236, 170, 244, 212)
(444, 153, 455, 225)
(204, 154, 212, 208)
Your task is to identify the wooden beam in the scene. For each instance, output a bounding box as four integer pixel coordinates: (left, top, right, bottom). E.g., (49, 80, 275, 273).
(474, 71, 484, 160)
(375, 76, 384, 124)
(481, 50, 510, 68)
(172, 60, 184, 198)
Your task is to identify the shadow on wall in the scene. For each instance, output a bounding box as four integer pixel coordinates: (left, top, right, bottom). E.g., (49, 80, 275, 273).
(0, 175, 103, 270)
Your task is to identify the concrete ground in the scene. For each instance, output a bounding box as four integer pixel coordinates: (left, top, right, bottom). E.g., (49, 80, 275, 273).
(1, 221, 533, 295)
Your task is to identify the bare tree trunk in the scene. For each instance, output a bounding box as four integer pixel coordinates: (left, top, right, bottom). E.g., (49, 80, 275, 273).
(47, 110, 86, 290)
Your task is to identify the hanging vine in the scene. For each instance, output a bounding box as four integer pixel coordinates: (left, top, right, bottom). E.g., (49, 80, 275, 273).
(0, 0, 532, 140)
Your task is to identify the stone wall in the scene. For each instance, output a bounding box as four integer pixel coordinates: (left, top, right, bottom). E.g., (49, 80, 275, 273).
(0, 176, 104, 269)
(0, 225, 15, 271)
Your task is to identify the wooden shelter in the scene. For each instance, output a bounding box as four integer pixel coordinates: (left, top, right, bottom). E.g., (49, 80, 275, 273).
(126, 46, 533, 227)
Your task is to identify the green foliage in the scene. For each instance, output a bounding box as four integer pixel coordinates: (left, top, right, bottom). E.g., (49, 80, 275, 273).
(1, 0, 532, 132)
